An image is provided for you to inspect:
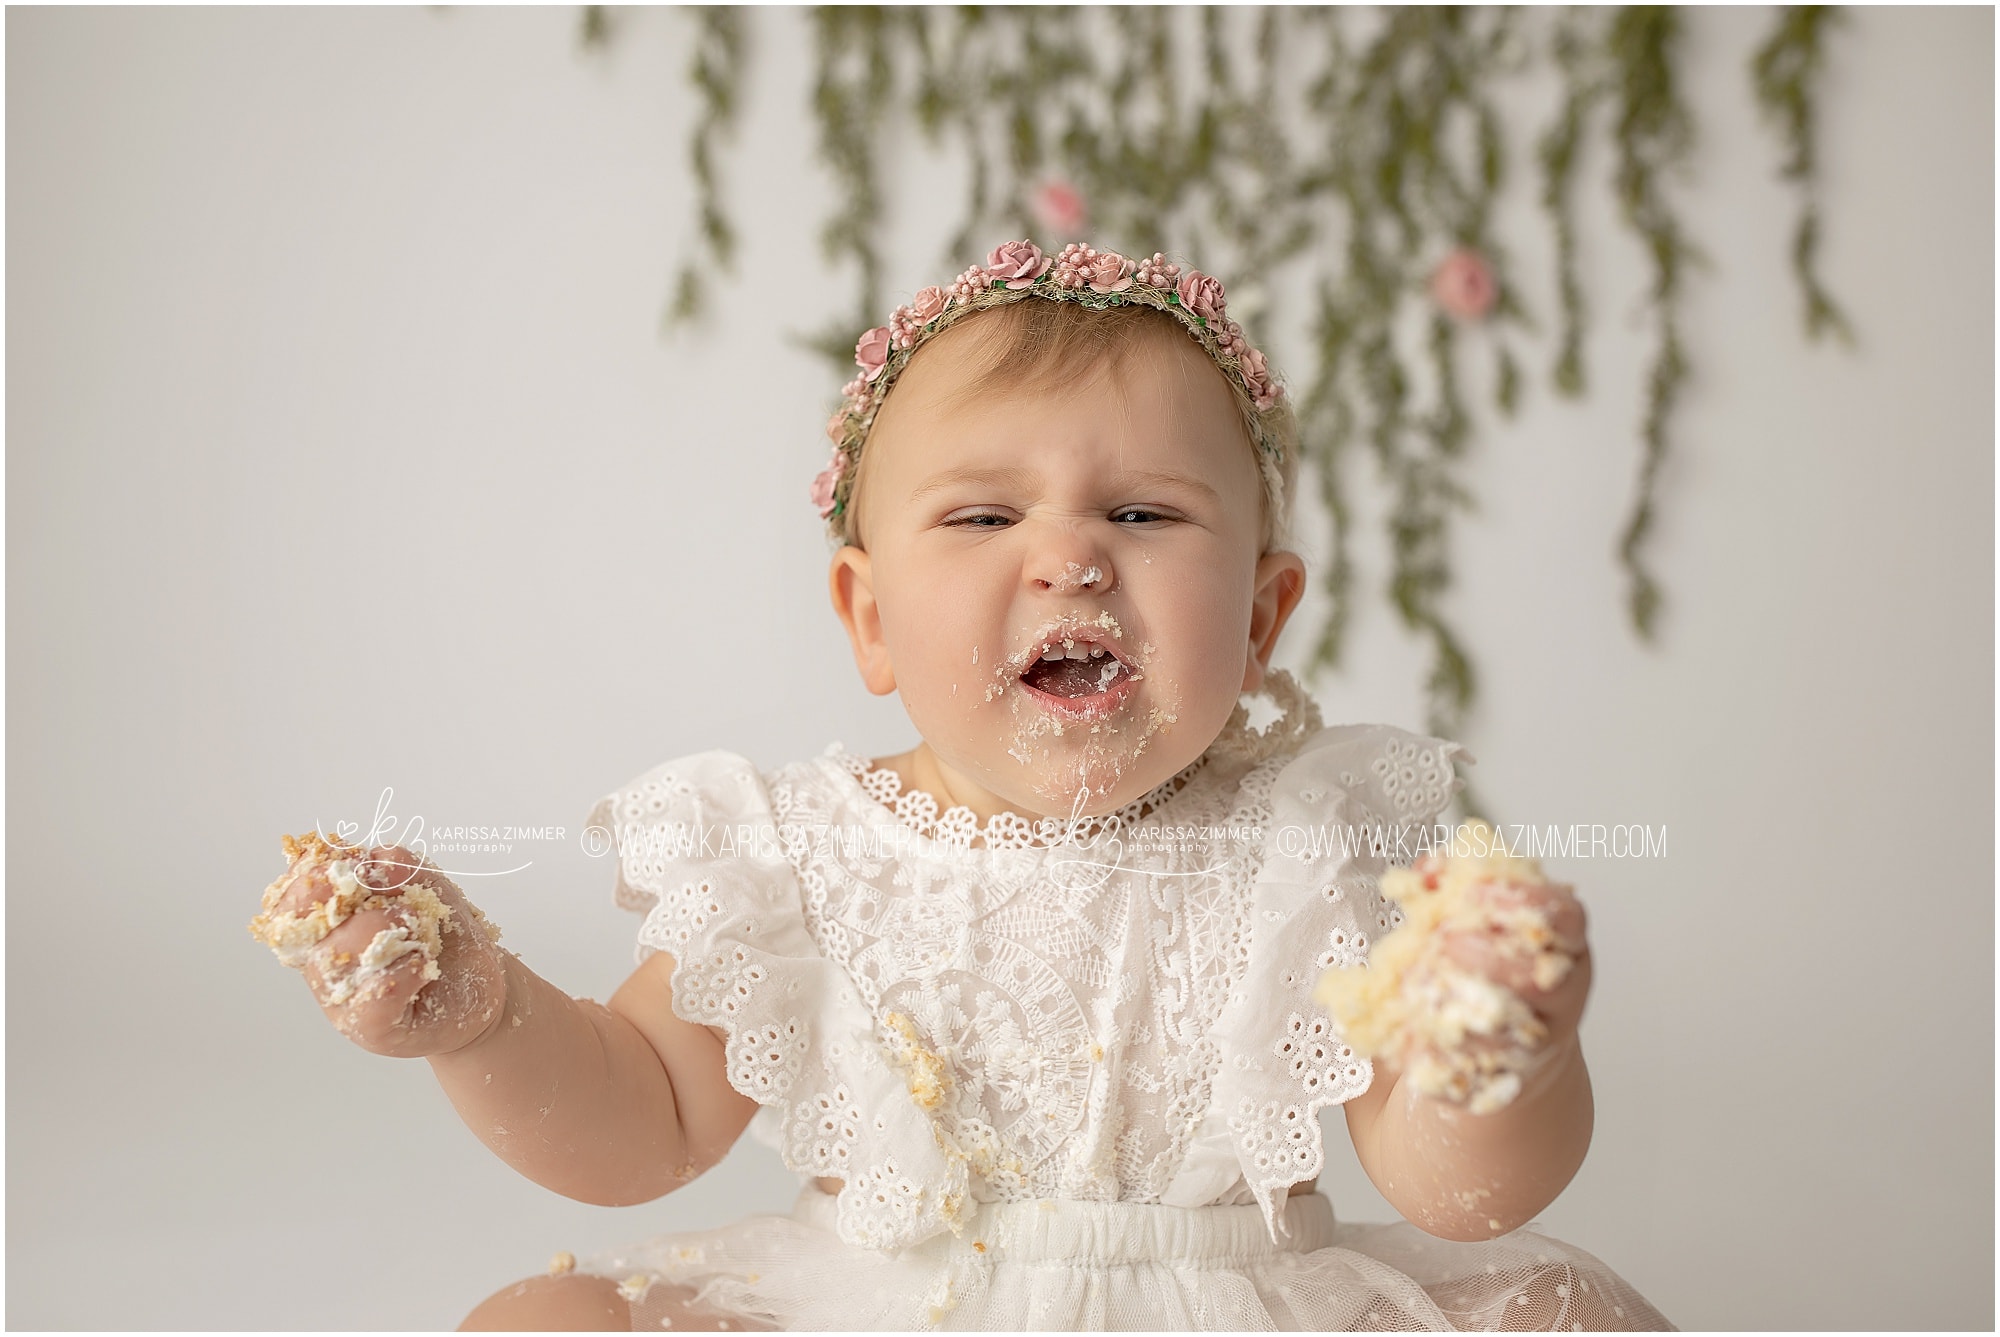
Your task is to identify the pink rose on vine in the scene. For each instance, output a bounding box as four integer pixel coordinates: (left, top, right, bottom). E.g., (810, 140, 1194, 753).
(1031, 179, 1089, 238)
(1429, 247, 1498, 322)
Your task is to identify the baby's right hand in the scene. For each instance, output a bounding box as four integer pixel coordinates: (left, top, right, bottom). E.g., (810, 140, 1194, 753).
(249, 836, 508, 1059)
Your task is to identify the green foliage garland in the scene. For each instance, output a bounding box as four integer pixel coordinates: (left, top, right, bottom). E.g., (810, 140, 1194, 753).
(586, 6, 1849, 785)
(1752, 5, 1852, 344)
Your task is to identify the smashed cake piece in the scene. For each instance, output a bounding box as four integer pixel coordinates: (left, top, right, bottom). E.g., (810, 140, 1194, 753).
(1316, 819, 1575, 1115)
(247, 832, 498, 1005)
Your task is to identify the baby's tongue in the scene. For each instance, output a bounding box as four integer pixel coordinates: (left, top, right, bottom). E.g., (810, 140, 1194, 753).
(1025, 657, 1110, 699)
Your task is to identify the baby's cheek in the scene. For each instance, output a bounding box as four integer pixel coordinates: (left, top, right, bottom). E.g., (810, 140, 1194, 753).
(1161, 583, 1258, 685)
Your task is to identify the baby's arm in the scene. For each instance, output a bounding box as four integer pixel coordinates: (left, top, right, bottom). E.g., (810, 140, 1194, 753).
(1322, 826, 1597, 1240)
(1343, 948, 1595, 1241)
(251, 838, 757, 1207)
(426, 949, 759, 1207)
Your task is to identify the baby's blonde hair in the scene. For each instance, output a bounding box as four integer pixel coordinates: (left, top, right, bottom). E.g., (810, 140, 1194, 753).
(839, 300, 1298, 555)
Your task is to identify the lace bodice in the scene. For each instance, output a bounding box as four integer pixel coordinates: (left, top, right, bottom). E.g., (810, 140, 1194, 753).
(588, 672, 1470, 1251)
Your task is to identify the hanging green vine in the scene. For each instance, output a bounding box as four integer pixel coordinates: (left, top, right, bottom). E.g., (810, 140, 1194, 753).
(807, 8, 896, 353)
(1752, 5, 1852, 343)
(584, 5, 1853, 785)
(663, 8, 746, 327)
(1605, 6, 1696, 642)
(1538, 10, 1604, 399)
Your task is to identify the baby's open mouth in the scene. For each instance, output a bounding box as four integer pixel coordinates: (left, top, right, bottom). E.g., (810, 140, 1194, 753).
(1006, 625, 1141, 720)
(1021, 638, 1130, 698)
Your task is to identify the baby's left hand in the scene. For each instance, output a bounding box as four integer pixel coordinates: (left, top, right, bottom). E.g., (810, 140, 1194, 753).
(1319, 827, 1596, 1115)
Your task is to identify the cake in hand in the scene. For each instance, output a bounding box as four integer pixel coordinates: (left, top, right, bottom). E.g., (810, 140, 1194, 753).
(247, 832, 495, 1006)
(1316, 820, 1578, 1115)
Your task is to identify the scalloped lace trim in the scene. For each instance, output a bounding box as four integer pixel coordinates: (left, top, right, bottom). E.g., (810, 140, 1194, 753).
(825, 668, 1326, 852)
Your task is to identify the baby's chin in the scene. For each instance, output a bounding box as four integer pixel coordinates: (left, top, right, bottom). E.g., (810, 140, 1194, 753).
(952, 687, 1203, 820)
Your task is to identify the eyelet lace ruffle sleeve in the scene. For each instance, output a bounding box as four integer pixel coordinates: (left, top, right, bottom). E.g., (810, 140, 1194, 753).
(586, 751, 969, 1251)
(1201, 725, 1473, 1241)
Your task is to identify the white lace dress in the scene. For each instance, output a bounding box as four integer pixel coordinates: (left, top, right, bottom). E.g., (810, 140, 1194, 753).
(577, 676, 1671, 1331)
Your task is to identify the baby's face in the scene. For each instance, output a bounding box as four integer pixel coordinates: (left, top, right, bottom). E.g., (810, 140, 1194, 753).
(830, 318, 1304, 818)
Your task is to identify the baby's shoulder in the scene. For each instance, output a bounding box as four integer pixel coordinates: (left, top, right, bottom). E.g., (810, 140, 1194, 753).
(1267, 722, 1474, 827)
(593, 747, 846, 819)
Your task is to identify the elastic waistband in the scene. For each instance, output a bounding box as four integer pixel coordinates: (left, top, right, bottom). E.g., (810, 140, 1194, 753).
(793, 1188, 1336, 1266)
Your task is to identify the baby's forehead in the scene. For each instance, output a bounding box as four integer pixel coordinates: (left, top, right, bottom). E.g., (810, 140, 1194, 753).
(893, 318, 1246, 449)
(915, 305, 1226, 400)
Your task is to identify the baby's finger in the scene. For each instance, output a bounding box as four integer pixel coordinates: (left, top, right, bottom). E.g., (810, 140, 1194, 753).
(1477, 879, 1587, 955)
(1437, 926, 1538, 995)
(267, 857, 343, 920)
(325, 948, 437, 1050)
(297, 902, 408, 1001)
(358, 844, 432, 893)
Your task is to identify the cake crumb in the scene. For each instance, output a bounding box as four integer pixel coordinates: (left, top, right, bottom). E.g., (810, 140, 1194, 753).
(548, 1251, 576, 1276)
(884, 1011, 951, 1111)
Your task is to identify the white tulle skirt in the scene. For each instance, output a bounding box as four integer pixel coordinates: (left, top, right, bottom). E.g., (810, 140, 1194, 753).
(581, 1187, 1672, 1331)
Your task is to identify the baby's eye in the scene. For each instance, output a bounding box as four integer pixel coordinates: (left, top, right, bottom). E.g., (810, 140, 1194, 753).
(1111, 507, 1175, 524)
(943, 510, 1014, 529)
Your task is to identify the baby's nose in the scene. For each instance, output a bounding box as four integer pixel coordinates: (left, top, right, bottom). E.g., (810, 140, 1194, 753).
(1029, 554, 1114, 594)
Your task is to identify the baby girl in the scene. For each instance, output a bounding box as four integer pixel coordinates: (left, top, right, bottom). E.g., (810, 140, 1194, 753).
(253, 240, 1670, 1331)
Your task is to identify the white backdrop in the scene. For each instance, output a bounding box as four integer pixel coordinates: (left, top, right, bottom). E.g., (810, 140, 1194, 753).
(6, 7, 1991, 1330)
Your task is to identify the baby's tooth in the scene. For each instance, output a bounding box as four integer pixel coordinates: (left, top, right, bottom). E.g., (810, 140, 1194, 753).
(1065, 642, 1091, 660)
(1040, 645, 1065, 662)
(1089, 646, 1106, 658)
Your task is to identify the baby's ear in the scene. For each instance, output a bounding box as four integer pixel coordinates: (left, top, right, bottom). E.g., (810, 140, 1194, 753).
(828, 547, 898, 696)
(1242, 550, 1307, 692)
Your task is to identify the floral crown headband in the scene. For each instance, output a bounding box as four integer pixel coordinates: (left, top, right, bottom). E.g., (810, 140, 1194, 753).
(811, 239, 1291, 541)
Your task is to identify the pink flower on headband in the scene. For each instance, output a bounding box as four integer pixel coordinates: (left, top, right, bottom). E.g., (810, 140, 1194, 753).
(1031, 180, 1088, 238)
(1083, 249, 1135, 294)
(825, 410, 848, 445)
(909, 285, 949, 327)
(1430, 247, 1497, 322)
(810, 449, 846, 519)
(986, 240, 1052, 290)
(855, 325, 892, 382)
(1238, 347, 1279, 410)
(1176, 270, 1227, 324)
